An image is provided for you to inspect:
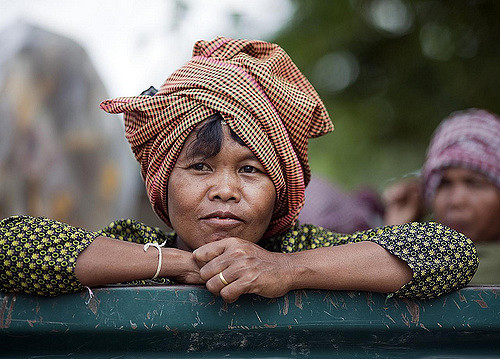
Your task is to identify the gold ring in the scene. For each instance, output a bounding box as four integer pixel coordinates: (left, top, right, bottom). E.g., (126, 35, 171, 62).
(218, 272, 229, 286)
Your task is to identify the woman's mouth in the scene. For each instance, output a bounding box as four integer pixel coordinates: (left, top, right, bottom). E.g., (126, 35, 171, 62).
(200, 211, 244, 228)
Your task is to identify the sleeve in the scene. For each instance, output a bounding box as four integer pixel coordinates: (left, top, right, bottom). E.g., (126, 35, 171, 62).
(0, 216, 99, 297)
(298, 222, 478, 299)
(97, 218, 174, 246)
(364, 222, 479, 299)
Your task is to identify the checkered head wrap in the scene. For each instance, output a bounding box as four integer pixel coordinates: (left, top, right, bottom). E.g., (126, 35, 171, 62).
(100, 37, 333, 237)
(422, 108, 500, 202)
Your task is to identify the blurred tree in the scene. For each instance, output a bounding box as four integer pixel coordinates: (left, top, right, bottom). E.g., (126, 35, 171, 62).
(272, 0, 500, 190)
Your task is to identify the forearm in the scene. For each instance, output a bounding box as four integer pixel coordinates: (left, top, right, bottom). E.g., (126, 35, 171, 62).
(285, 241, 412, 293)
(75, 236, 201, 286)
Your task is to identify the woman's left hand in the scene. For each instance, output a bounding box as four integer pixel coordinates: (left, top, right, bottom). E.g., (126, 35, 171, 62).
(193, 237, 294, 303)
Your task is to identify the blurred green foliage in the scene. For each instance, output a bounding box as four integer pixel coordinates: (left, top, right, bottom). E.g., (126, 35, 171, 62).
(272, 0, 500, 190)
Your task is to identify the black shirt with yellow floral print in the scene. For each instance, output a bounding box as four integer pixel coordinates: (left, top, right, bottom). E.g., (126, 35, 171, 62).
(0, 216, 478, 299)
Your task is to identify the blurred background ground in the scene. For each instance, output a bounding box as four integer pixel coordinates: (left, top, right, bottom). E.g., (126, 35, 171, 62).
(0, 0, 498, 230)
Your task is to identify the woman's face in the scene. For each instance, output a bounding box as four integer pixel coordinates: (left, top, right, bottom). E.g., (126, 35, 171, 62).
(432, 167, 500, 242)
(167, 124, 276, 251)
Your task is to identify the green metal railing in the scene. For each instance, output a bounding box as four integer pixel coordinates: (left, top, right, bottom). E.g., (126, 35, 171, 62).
(1, 285, 499, 358)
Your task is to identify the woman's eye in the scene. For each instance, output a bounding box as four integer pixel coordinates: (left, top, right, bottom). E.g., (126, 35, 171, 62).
(437, 179, 451, 189)
(466, 178, 485, 188)
(190, 163, 210, 171)
(241, 165, 257, 173)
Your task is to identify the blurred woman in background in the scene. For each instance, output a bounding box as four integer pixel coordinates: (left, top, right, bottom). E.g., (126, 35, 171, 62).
(384, 109, 500, 283)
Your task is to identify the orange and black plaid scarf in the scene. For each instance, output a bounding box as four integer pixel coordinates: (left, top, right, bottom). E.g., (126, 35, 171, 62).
(100, 37, 333, 237)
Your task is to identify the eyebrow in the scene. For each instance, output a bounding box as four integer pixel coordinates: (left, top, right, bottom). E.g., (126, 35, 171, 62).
(182, 147, 259, 162)
(238, 152, 260, 162)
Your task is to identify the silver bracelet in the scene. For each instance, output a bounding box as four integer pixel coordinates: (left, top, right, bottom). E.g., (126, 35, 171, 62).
(143, 240, 167, 279)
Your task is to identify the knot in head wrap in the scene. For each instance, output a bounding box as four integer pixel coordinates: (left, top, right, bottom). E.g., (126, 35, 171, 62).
(422, 108, 500, 202)
(100, 37, 333, 237)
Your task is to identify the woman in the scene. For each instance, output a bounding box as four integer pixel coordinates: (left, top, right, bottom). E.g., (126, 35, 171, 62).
(0, 37, 478, 301)
(384, 108, 500, 283)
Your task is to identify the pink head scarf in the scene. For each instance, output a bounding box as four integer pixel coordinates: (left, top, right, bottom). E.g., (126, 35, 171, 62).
(422, 108, 500, 201)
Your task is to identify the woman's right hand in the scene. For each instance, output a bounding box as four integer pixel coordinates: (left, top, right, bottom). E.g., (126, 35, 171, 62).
(383, 178, 425, 225)
(162, 248, 206, 284)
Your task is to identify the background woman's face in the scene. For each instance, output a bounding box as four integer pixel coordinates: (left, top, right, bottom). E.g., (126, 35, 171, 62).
(167, 125, 276, 251)
(433, 167, 500, 242)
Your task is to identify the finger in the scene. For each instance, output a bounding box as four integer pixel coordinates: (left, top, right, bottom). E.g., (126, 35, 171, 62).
(182, 273, 206, 285)
(383, 185, 404, 203)
(199, 242, 253, 281)
(192, 239, 229, 263)
(205, 269, 234, 296)
(392, 184, 412, 201)
(200, 251, 244, 282)
(220, 280, 248, 303)
(206, 273, 246, 303)
(199, 250, 239, 281)
(192, 252, 208, 269)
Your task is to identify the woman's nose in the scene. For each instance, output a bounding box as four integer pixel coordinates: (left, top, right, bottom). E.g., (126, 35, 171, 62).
(448, 185, 469, 207)
(207, 172, 241, 202)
